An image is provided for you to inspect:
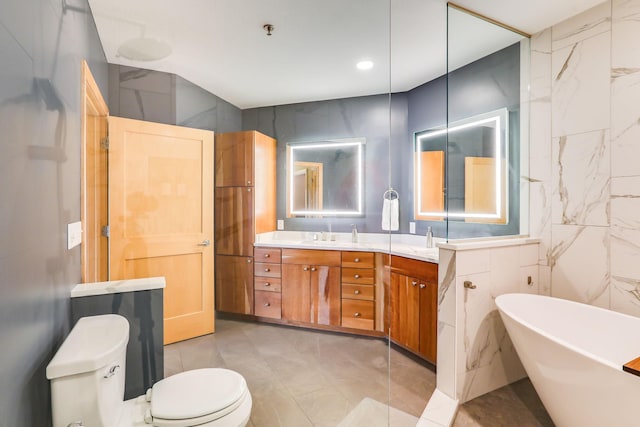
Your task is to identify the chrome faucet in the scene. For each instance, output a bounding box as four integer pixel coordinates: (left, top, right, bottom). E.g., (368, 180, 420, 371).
(351, 224, 358, 243)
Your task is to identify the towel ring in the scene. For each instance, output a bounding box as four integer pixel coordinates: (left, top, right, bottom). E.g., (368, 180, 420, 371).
(383, 188, 399, 200)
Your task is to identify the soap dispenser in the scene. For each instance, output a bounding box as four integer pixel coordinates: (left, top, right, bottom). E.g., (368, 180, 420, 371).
(351, 224, 358, 243)
(426, 226, 434, 248)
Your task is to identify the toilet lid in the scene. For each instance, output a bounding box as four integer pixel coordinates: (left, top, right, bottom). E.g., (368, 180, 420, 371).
(151, 368, 246, 420)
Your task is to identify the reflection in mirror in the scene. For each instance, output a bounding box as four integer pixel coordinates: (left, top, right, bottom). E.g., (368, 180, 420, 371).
(287, 139, 364, 217)
(415, 108, 508, 223)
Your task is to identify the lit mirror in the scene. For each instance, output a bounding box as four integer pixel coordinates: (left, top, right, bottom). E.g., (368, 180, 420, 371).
(287, 139, 364, 217)
(415, 108, 508, 223)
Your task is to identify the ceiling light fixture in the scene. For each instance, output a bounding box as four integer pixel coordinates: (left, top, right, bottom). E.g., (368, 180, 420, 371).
(263, 24, 274, 36)
(117, 37, 172, 61)
(356, 60, 374, 70)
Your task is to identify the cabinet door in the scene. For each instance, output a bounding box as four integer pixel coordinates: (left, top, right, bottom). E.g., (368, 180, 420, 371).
(215, 131, 254, 187)
(281, 264, 311, 322)
(419, 280, 438, 363)
(310, 266, 341, 326)
(390, 273, 420, 352)
(215, 255, 254, 314)
(215, 187, 254, 256)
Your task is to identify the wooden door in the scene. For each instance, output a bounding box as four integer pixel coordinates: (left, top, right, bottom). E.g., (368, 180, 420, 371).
(281, 264, 311, 322)
(419, 281, 438, 363)
(108, 116, 214, 344)
(215, 187, 254, 256)
(215, 131, 253, 187)
(215, 255, 254, 314)
(390, 273, 420, 352)
(310, 266, 341, 326)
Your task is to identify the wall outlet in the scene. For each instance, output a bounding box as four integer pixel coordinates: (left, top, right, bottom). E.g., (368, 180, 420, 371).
(67, 221, 82, 249)
(409, 222, 416, 234)
(277, 219, 284, 230)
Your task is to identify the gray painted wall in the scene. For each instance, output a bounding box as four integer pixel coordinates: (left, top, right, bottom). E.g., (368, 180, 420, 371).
(108, 64, 242, 133)
(0, 0, 108, 425)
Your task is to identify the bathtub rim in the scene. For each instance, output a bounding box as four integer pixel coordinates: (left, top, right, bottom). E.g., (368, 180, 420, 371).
(495, 293, 639, 373)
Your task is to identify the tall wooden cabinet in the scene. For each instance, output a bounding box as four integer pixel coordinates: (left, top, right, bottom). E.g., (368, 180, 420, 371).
(214, 131, 276, 315)
(389, 256, 438, 363)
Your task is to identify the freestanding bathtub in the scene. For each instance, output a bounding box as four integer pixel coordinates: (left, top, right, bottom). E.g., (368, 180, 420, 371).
(495, 293, 640, 427)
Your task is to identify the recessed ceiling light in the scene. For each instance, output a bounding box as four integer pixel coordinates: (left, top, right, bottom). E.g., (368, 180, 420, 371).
(356, 60, 374, 70)
(117, 37, 172, 62)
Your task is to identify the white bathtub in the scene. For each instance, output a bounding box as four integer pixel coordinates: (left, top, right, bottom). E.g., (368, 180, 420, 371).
(495, 293, 640, 427)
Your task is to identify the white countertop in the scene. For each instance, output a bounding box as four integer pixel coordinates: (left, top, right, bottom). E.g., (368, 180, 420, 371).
(71, 276, 166, 298)
(254, 231, 441, 263)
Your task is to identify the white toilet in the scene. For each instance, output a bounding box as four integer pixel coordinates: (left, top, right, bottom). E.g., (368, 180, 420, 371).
(46, 314, 252, 427)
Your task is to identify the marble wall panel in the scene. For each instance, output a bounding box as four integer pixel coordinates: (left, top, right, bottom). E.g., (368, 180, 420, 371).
(551, 130, 610, 226)
(610, 176, 640, 281)
(551, 1, 611, 51)
(612, 0, 640, 70)
(611, 71, 640, 177)
(551, 31, 611, 138)
(550, 224, 610, 307)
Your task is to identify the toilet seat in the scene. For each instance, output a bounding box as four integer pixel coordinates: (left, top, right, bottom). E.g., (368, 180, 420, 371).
(146, 368, 248, 427)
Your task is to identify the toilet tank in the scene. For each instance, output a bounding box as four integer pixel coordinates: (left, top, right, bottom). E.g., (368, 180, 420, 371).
(47, 314, 130, 427)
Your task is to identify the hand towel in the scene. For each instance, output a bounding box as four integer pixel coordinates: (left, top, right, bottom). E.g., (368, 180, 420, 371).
(382, 198, 399, 231)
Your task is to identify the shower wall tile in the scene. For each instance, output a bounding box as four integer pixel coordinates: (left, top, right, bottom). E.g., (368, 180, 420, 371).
(530, 29, 552, 102)
(611, 277, 640, 317)
(529, 99, 552, 181)
(119, 65, 173, 93)
(611, 71, 640, 177)
(551, 31, 611, 138)
(551, 130, 610, 226)
(436, 323, 456, 399)
(519, 265, 539, 294)
(551, 0, 611, 51)
(550, 224, 610, 307)
(612, 0, 640, 70)
(610, 176, 640, 280)
(438, 249, 456, 326)
(119, 88, 174, 125)
(530, 181, 552, 265)
(539, 265, 552, 296)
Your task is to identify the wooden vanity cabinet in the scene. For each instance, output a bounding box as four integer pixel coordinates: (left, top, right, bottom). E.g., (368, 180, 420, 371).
(281, 249, 341, 326)
(341, 251, 376, 330)
(214, 131, 276, 315)
(254, 247, 282, 319)
(389, 256, 437, 363)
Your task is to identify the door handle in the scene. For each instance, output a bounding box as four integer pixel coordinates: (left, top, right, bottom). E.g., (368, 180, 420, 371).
(198, 239, 211, 247)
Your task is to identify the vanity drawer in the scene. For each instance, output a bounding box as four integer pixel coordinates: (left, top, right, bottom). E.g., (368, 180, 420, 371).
(254, 247, 282, 263)
(282, 249, 341, 266)
(342, 251, 374, 268)
(342, 283, 374, 301)
(341, 300, 374, 330)
(255, 277, 281, 292)
(254, 291, 281, 319)
(342, 267, 374, 285)
(254, 262, 281, 278)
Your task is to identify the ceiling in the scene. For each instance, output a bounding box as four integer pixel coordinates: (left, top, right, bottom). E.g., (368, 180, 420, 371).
(88, 0, 604, 109)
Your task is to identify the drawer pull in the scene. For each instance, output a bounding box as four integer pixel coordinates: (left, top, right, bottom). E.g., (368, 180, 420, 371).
(247, 259, 252, 263)
(264, 282, 271, 287)
(264, 253, 270, 258)
(354, 258, 360, 263)
(419, 283, 426, 289)
(311, 267, 317, 272)
(264, 302, 271, 307)
(264, 268, 270, 272)
(354, 290, 361, 295)
(303, 267, 309, 271)
(411, 281, 417, 287)
(354, 312, 361, 317)
(354, 274, 360, 279)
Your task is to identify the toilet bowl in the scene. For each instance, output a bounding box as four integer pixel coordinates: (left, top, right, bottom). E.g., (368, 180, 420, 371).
(46, 314, 251, 427)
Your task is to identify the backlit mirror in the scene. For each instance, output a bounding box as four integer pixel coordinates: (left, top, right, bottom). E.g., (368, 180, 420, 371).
(287, 139, 364, 217)
(415, 108, 508, 223)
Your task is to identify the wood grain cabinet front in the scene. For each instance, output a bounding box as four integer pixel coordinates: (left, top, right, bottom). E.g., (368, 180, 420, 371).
(341, 251, 376, 331)
(254, 247, 282, 319)
(254, 290, 282, 319)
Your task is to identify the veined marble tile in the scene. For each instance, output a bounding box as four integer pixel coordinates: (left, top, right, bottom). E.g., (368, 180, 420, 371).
(438, 249, 456, 326)
(519, 244, 539, 266)
(529, 181, 552, 264)
(531, 28, 551, 55)
(488, 248, 520, 296)
(551, 31, 611, 137)
(539, 265, 552, 296)
(530, 51, 551, 101)
(519, 265, 539, 294)
(611, 176, 640, 279)
(611, 276, 640, 317)
(550, 224, 610, 307)
(611, 71, 640, 177)
(529, 99, 552, 182)
(612, 0, 640, 70)
(456, 249, 490, 276)
(551, 131, 610, 226)
(551, 0, 611, 51)
(436, 322, 456, 399)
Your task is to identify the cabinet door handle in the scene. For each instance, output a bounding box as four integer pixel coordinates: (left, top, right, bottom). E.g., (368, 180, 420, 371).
(264, 253, 270, 258)
(247, 180, 252, 185)
(264, 268, 270, 272)
(354, 274, 360, 279)
(264, 302, 270, 307)
(354, 290, 360, 295)
(247, 259, 252, 263)
(354, 258, 360, 263)
(311, 267, 317, 272)
(264, 282, 271, 287)
(419, 283, 426, 289)
(411, 281, 417, 286)
(354, 312, 361, 317)
(303, 267, 309, 271)
(247, 188, 252, 192)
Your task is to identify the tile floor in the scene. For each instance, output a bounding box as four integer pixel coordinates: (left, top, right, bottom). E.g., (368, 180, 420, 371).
(164, 319, 553, 426)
